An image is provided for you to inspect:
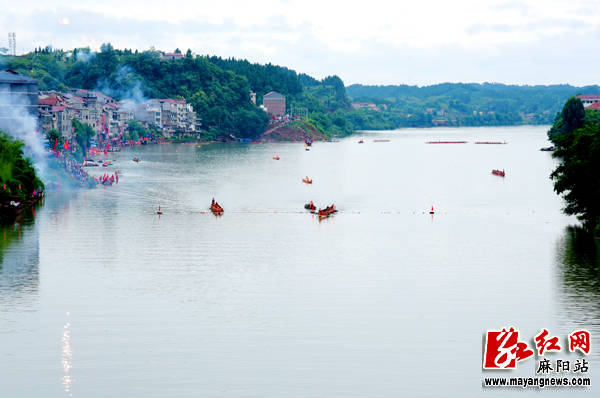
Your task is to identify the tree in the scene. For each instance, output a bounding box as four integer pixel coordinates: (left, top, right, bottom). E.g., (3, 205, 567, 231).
(45, 128, 63, 147)
(0, 131, 44, 199)
(548, 97, 586, 139)
(550, 101, 600, 234)
(72, 119, 95, 157)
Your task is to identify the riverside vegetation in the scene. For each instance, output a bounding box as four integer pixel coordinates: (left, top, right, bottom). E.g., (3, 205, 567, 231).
(548, 97, 600, 237)
(0, 131, 44, 222)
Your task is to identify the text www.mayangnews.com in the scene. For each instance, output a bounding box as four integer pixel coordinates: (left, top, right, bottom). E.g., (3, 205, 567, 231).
(483, 377, 591, 388)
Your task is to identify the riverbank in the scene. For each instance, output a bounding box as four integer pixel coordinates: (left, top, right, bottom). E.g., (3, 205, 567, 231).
(0, 131, 45, 224)
(0, 193, 45, 224)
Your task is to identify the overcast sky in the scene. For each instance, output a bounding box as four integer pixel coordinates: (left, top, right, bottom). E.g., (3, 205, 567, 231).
(1, 0, 599, 86)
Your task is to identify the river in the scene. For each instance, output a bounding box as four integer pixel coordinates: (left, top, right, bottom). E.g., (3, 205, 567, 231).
(1, 126, 599, 397)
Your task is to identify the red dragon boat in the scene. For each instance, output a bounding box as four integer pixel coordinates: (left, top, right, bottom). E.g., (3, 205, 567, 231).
(318, 204, 337, 218)
(210, 199, 224, 214)
(492, 169, 505, 177)
(304, 201, 316, 211)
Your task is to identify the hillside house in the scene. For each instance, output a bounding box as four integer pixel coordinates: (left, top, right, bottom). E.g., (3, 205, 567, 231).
(263, 91, 286, 117)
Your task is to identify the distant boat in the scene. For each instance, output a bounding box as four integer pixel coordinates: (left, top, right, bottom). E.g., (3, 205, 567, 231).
(373, 139, 390, 142)
(273, 155, 280, 160)
(318, 204, 337, 218)
(492, 169, 505, 177)
(304, 201, 316, 211)
(210, 200, 224, 214)
(429, 206, 435, 215)
(475, 141, 507, 144)
(540, 146, 555, 152)
(426, 141, 468, 144)
(302, 177, 313, 184)
(358, 139, 364, 144)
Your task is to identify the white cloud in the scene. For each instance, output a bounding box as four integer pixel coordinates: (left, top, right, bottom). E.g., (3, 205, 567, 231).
(1, 0, 599, 85)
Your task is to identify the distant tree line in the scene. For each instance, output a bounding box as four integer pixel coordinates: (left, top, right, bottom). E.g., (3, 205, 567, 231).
(346, 83, 600, 128)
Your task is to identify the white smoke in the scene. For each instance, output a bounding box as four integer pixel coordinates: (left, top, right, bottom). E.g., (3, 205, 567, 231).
(95, 65, 151, 121)
(0, 88, 48, 180)
(95, 65, 147, 103)
(75, 51, 95, 63)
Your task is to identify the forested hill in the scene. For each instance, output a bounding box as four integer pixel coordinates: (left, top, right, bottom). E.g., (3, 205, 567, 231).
(1, 45, 353, 138)
(346, 83, 600, 127)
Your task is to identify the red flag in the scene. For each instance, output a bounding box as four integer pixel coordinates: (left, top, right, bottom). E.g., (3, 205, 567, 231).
(18, 184, 21, 190)
(64, 140, 69, 150)
(53, 139, 58, 151)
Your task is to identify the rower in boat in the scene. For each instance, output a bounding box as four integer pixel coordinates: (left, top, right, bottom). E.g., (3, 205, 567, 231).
(302, 176, 312, 184)
(318, 204, 337, 217)
(210, 198, 224, 214)
(304, 201, 316, 211)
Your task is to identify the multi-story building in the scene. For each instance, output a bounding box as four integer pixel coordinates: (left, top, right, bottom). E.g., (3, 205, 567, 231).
(0, 69, 38, 133)
(351, 102, 379, 111)
(149, 98, 198, 133)
(262, 91, 286, 117)
(160, 52, 184, 61)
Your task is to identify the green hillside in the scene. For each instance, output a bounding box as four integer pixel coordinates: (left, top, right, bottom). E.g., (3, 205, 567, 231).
(347, 83, 600, 128)
(2, 45, 353, 139)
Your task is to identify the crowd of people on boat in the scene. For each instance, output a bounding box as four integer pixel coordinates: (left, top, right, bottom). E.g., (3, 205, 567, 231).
(96, 171, 119, 186)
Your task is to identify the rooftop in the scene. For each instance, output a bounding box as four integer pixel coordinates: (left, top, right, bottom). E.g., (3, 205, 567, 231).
(0, 69, 37, 84)
(588, 102, 600, 110)
(263, 91, 285, 99)
(576, 94, 600, 100)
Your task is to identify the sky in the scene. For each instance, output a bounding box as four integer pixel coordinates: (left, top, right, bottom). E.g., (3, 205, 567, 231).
(1, 0, 599, 86)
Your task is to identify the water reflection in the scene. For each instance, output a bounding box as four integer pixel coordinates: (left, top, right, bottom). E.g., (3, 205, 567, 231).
(555, 226, 600, 333)
(0, 212, 40, 301)
(61, 312, 73, 396)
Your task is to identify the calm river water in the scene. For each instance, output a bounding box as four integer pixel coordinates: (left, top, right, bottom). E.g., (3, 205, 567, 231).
(1, 126, 599, 397)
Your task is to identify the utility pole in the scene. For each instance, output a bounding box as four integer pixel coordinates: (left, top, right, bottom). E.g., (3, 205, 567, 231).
(8, 32, 16, 55)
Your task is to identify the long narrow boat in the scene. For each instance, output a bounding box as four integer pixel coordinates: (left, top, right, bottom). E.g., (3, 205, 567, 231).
(426, 141, 468, 144)
(492, 169, 505, 177)
(318, 204, 337, 218)
(475, 141, 507, 144)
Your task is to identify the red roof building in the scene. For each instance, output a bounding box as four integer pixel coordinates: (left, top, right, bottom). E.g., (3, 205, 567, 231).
(576, 94, 600, 108)
(587, 102, 600, 110)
